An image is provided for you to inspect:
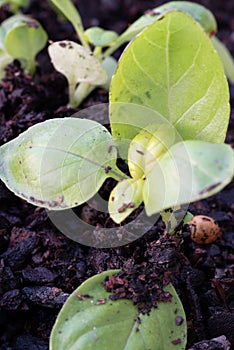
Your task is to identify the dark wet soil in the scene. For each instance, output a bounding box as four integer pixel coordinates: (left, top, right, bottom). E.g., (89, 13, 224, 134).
(0, 1, 233, 349)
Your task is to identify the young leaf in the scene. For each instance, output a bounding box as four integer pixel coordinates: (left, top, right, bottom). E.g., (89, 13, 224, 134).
(211, 36, 234, 85)
(143, 141, 234, 216)
(110, 11, 230, 147)
(128, 124, 179, 179)
(156, 1, 217, 35)
(0, 0, 29, 12)
(0, 118, 119, 209)
(84, 27, 118, 47)
(48, 40, 108, 107)
(2, 14, 47, 73)
(108, 178, 144, 223)
(160, 205, 188, 234)
(114, 1, 216, 49)
(100, 56, 118, 90)
(0, 26, 12, 79)
(48, 0, 88, 48)
(50, 270, 187, 350)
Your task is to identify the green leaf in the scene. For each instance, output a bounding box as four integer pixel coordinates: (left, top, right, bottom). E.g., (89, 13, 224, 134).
(84, 27, 118, 47)
(156, 1, 217, 34)
(115, 1, 216, 48)
(128, 124, 179, 179)
(0, 118, 119, 209)
(50, 270, 187, 350)
(0, 0, 29, 11)
(110, 11, 230, 149)
(143, 141, 234, 216)
(0, 26, 5, 51)
(160, 205, 188, 234)
(108, 178, 144, 223)
(100, 56, 118, 90)
(211, 36, 234, 85)
(2, 14, 47, 73)
(115, 13, 159, 45)
(49, 0, 87, 47)
(48, 40, 108, 104)
(11, 0, 29, 5)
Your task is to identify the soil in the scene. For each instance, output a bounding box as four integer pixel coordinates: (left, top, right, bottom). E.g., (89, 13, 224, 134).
(0, 0, 233, 349)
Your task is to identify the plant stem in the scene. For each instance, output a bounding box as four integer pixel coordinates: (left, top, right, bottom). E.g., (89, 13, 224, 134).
(74, 23, 90, 49)
(102, 38, 126, 59)
(108, 166, 129, 181)
(25, 58, 36, 74)
(71, 82, 94, 108)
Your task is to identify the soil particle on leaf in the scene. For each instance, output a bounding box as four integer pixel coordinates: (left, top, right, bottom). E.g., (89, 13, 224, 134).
(104, 234, 187, 314)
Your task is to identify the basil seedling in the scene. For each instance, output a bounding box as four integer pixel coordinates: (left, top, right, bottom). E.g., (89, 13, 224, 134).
(0, 11, 233, 228)
(50, 270, 187, 350)
(0, 14, 47, 73)
(47, 0, 234, 107)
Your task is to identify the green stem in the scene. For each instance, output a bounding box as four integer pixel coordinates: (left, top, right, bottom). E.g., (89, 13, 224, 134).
(108, 166, 129, 182)
(68, 82, 78, 108)
(71, 82, 94, 108)
(25, 58, 36, 74)
(74, 23, 90, 49)
(93, 46, 102, 57)
(102, 37, 126, 59)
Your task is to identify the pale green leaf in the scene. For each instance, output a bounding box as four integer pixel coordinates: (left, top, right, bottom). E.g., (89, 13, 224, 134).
(1, 14, 25, 32)
(0, 118, 118, 209)
(0, 26, 6, 51)
(117, 13, 159, 45)
(3, 14, 47, 72)
(211, 36, 234, 85)
(50, 270, 187, 350)
(11, 0, 29, 5)
(0, 0, 29, 10)
(183, 211, 194, 224)
(49, 0, 86, 45)
(160, 205, 188, 234)
(143, 141, 234, 216)
(116, 1, 216, 48)
(157, 1, 217, 34)
(110, 11, 230, 150)
(84, 27, 118, 47)
(128, 124, 179, 179)
(100, 56, 118, 90)
(48, 41, 108, 88)
(109, 178, 144, 223)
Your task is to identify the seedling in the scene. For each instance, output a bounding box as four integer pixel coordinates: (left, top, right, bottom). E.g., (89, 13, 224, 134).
(0, 0, 29, 13)
(0, 13, 47, 75)
(0, 9, 233, 350)
(0, 11, 233, 228)
(50, 270, 187, 350)
(48, 0, 234, 107)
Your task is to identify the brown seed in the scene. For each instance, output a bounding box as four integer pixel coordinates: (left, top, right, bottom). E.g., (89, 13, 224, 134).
(189, 215, 221, 244)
